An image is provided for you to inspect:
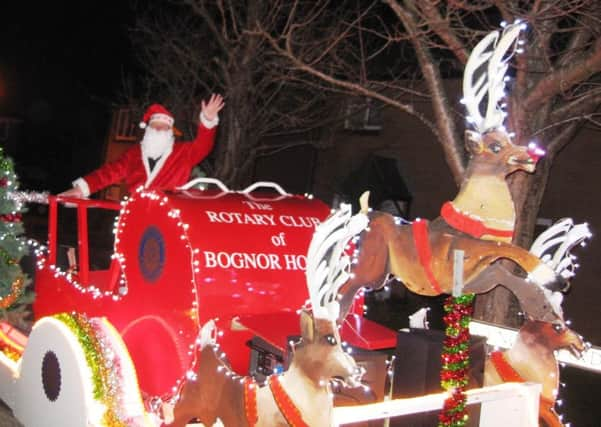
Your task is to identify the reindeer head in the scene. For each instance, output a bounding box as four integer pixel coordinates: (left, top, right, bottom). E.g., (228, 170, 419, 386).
(521, 319, 587, 359)
(291, 309, 363, 388)
(301, 203, 369, 388)
(465, 130, 543, 175)
(463, 21, 545, 177)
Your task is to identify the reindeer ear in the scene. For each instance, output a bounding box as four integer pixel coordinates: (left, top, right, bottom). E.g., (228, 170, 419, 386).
(465, 130, 484, 155)
(300, 310, 315, 343)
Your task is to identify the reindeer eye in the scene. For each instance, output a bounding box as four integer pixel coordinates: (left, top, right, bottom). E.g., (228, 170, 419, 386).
(325, 334, 337, 346)
(489, 142, 502, 153)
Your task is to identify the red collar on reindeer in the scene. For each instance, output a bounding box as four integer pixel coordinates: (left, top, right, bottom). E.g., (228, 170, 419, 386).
(490, 351, 556, 409)
(440, 202, 514, 239)
(269, 375, 310, 427)
(244, 375, 310, 427)
(490, 351, 523, 382)
(244, 377, 259, 426)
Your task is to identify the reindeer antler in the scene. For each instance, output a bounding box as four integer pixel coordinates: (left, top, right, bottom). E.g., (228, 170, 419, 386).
(462, 21, 526, 134)
(305, 204, 368, 320)
(530, 218, 592, 280)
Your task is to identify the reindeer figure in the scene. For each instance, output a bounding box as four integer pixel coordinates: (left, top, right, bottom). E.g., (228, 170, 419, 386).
(484, 320, 586, 427)
(339, 22, 579, 323)
(166, 204, 366, 427)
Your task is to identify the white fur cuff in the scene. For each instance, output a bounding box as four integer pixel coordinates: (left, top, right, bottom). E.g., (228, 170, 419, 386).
(528, 264, 556, 287)
(73, 177, 91, 197)
(200, 112, 219, 129)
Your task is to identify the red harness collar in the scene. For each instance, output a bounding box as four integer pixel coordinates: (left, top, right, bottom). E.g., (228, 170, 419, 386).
(490, 351, 556, 410)
(244, 375, 312, 427)
(269, 375, 310, 427)
(244, 377, 258, 426)
(490, 351, 524, 383)
(412, 219, 443, 294)
(440, 202, 514, 239)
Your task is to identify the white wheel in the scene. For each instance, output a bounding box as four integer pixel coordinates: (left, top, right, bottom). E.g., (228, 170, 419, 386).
(14, 316, 101, 427)
(14, 315, 153, 427)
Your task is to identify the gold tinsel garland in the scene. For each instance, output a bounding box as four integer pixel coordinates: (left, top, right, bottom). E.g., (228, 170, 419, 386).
(54, 313, 129, 427)
(0, 276, 24, 309)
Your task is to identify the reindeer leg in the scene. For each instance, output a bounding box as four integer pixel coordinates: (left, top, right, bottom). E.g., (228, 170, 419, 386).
(464, 264, 562, 323)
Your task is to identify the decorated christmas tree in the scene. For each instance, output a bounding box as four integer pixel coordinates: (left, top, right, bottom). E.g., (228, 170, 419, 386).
(0, 147, 33, 317)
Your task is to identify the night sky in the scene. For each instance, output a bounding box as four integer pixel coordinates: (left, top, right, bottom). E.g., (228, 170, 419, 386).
(1, 1, 136, 192)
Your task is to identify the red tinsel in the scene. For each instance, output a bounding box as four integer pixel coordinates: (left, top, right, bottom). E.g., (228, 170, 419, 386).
(0, 213, 22, 222)
(438, 293, 474, 427)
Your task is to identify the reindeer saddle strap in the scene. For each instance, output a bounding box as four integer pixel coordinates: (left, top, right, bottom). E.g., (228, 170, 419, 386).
(440, 201, 514, 239)
(268, 375, 310, 427)
(244, 377, 258, 426)
(412, 219, 443, 294)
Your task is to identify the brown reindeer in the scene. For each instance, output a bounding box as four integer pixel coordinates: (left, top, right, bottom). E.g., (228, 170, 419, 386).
(165, 205, 367, 427)
(338, 23, 572, 323)
(484, 320, 587, 427)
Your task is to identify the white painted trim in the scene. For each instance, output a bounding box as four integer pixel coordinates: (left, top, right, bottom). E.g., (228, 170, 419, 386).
(333, 382, 541, 426)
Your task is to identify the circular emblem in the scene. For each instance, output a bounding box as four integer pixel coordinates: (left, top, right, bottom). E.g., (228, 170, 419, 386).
(138, 226, 165, 283)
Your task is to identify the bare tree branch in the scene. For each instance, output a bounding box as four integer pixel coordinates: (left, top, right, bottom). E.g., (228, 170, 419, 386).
(524, 37, 601, 112)
(385, 0, 465, 183)
(249, 27, 439, 135)
(418, 1, 469, 64)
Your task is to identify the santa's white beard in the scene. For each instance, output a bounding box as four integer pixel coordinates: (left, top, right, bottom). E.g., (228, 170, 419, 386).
(141, 128, 174, 159)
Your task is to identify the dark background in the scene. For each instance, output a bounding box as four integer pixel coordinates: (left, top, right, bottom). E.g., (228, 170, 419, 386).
(0, 1, 135, 192)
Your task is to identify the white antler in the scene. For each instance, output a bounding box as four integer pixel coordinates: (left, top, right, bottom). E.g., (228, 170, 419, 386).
(462, 21, 525, 133)
(530, 218, 592, 279)
(305, 204, 368, 320)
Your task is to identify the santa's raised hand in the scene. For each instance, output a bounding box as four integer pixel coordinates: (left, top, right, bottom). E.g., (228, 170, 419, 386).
(201, 94, 225, 122)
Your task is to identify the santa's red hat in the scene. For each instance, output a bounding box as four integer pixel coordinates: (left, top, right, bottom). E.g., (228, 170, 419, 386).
(139, 104, 175, 129)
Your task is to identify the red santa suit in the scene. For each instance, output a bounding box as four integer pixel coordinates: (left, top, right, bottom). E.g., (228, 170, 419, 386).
(73, 105, 217, 196)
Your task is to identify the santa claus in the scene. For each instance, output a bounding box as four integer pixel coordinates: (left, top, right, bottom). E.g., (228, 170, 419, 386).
(61, 93, 225, 197)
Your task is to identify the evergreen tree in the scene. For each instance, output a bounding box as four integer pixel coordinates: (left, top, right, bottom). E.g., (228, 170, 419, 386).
(0, 147, 32, 313)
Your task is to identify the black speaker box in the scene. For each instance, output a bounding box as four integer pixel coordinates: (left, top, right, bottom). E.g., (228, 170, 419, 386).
(390, 328, 487, 427)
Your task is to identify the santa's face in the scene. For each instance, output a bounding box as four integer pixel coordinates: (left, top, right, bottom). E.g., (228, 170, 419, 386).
(141, 125, 174, 159)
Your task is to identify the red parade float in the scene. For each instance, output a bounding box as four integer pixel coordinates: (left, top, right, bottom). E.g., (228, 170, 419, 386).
(27, 180, 395, 411)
